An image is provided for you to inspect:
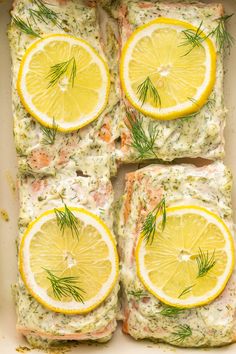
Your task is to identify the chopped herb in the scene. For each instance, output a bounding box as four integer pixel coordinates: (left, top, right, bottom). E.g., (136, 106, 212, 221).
(128, 290, 147, 300)
(12, 16, 41, 37)
(137, 76, 161, 106)
(54, 204, 80, 240)
(160, 305, 184, 317)
(126, 110, 158, 159)
(196, 248, 216, 278)
(178, 284, 195, 298)
(47, 57, 77, 88)
(171, 324, 192, 343)
(142, 197, 166, 245)
(40, 118, 58, 145)
(43, 268, 85, 302)
(180, 21, 207, 56)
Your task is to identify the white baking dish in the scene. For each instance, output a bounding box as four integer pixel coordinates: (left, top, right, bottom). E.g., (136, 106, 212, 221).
(0, 0, 236, 352)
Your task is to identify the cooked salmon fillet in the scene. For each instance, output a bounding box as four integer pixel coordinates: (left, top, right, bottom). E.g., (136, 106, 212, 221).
(14, 172, 119, 347)
(115, 162, 236, 347)
(116, 0, 227, 163)
(8, 0, 120, 177)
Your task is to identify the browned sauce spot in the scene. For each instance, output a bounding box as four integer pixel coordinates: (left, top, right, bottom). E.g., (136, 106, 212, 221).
(0, 209, 9, 222)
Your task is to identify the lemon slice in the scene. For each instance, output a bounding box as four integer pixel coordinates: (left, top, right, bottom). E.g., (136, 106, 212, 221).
(19, 207, 118, 314)
(17, 34, 110, 132)
(120, 18, 216, 120)
(136, 206, 234, 308)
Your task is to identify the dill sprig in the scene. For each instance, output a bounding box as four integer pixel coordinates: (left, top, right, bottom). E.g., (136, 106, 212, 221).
(54, 204, 80, 240)
(126, 110, 158, 159)
(210, 14, 234, 53)
(29, 0, 60, 27)
(12, 16, 41, 37)
(44, 268, 85, 302)
(160, 305, 184, 317)
(187, 97, 200, 107)
(141, 198, 166, 245)
(180, 21, 207, 56)
(47, 57, 77, 88)
(178, 284, 195, 298)
(137, 76, 161, 106)
(196, 248, 216, 278)
(128, 290, 147, 300)
(40, 118, 58, 145)
(171, 324, 192, 343)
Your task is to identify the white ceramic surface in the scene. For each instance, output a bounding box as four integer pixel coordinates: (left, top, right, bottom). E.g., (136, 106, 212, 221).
(1, 0, 236, 352)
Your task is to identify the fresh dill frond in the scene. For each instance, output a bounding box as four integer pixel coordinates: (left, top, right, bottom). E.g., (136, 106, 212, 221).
(171, 324, 192, 343)
(141, 197, 166, 245)
(187, 96, 200, 107)
(126, 110, 158, 159)
(128, 290, 147, 300)
(40, 118, 58, 145)
(47, 57, 77, 88)
(29, 0, 60, 27)
(196, 248, 216, 278)
(43, 268, 85, 302)
(210, 14, 234, 53)
(54, 204, 80, 240)
(12, 16, 41, 37)
(160, 305, 184, 317)
(137, 76, 161, 106)
(180, 21, 207, 56)
(178, 284, 195, 298)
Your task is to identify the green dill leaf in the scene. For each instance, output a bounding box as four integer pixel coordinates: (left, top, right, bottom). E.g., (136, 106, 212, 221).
(40, 118, 58, 145)
(12, 16, 41, 37)
(171, 324, 192, 343)
(210, 14, 234, 53)
(141, 197, 166, 245)
(137, 76, 161, 106)
(43, 268, 85, 302)
(47, 57, 77, 88)
(180, 21, 207, 56)
(126, 110, 158, 159)
(128, 290, 147, 300)
(187, 97, 200, 107)
(196, 248, 216, 278)
(29, 0, 60, 27)
(54, 204, 80, 240)
(160, 305, 185, 317)
(178, 284, 195, 298)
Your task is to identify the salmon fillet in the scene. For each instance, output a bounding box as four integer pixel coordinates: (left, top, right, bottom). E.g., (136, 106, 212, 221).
(14, 172, 119, 347)
(115, 162, 236, 347)
(8, 0, 120, 177)
(116, 0, 226, 163)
